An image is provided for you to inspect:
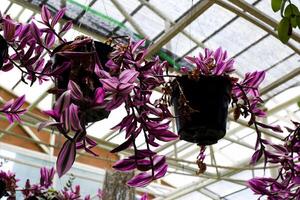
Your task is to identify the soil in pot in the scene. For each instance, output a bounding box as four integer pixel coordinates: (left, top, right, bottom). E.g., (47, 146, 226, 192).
(51, 39, 112, 123)
(172, 75, 232, 145)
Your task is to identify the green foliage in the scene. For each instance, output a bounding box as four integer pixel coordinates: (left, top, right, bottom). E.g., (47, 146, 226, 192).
(284, 4, 299, 17)
(278, 17, 292, 43)
(272, 0, 283, 12)
(296, 16, 300, 28)
(272, 0, 300, 43)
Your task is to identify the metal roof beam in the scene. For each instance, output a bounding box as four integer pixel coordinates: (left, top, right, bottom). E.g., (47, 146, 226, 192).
(146, 0, 215, 57)
(227, 0, 300, 43)
(111, 0, 147, 37)
(108, 3, 145, 37)
(216, 0, 300, 55)
(260, 67, 300, 96)
(154, 158, 255, 200)
(199, 188, 222, 199)
(138, 0, 206, 49)
(20, 125, 50, 154)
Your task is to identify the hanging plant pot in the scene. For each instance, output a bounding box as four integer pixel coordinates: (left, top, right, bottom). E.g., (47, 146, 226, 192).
(50, 38, 112, 123)
(172, 75, 232, 145)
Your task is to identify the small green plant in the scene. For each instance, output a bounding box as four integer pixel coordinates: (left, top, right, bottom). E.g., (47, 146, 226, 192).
(272, 0, 300, 43)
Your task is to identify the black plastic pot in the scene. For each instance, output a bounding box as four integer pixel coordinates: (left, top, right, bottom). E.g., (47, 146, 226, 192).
(51, 40, 112, 123)
(172, 75, 232, 145)
(0, 179, 7, 198)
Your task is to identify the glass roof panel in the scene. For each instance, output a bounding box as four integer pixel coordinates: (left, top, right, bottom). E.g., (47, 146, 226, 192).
(226, 188, 257, 200)
(132, 6, 165, 39)
(234, 36, 294, 75)
(205, 180, 245, 197)
(118, 0, 140, 13)
(150, 0, 200, 21)
(163, 172, 203, 188)
(204, 17, 266, 56)
(184, 4, 236, 42)
(16, 9, 34, 23)
(91, 0, 125, 22)
(86, 107, 126, 138)
(164, 33, 197, 57)
(7, 3, 23, 19)
(177, 191, 213, 200)
(0, 0, 11, 12)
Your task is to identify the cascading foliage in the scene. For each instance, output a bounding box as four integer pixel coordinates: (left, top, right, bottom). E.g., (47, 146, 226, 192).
(0, 5, 297, 198)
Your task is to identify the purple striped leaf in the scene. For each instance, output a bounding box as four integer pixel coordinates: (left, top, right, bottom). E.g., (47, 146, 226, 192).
(10, 95, 25, 111)
(140, 193, 148, 200)
(84, 146, 98, 156)
(43, 109, 60, 120)
(105, 96, 125, 111)
(135, 149, 156, 159)
(154, 163, 168, 179)
(56, 139, 76, 177)
(136, 159, 151, 171)
(37, 121, 61, 131)
(127, 172, 152, 187)
(68, 80, 83, 101)
(62, 108, 70, 131)
(54, 90, 71, 114)
(100, 78, 118, 92)
(131, 39, 145, 54)
(111, 114, 134, 132)
(256, 122, 283, 132)
(30, 22, 42, 45)
(3, 18, 16, 41)
(69, 104, 82, 132)
(59, 20, 73, 35)
(113, 158, 136, 171)
(2, 63, 13, 72)
(85, 137, 97, 146)
(119, 69, 139, 83)
(50, 61, 71, 76)
(94, 87, 105, 105)
(247, 179, 270, 195)
(51, 8, 66, 27)
(110, 137, 133, 153)
(151, 129, 178, 142)
(44, 32, 55, 48)
(34, 58, 45, 72)
(4, 113, 13, 123)
(250, 149, 263, 165)
(1, 99, 14, 111)
(41, 5, 51, 24)
(153, 155, 166, 169)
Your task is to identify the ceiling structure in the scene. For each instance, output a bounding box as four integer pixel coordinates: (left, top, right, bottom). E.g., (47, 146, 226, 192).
(1, 0, 300, 199)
